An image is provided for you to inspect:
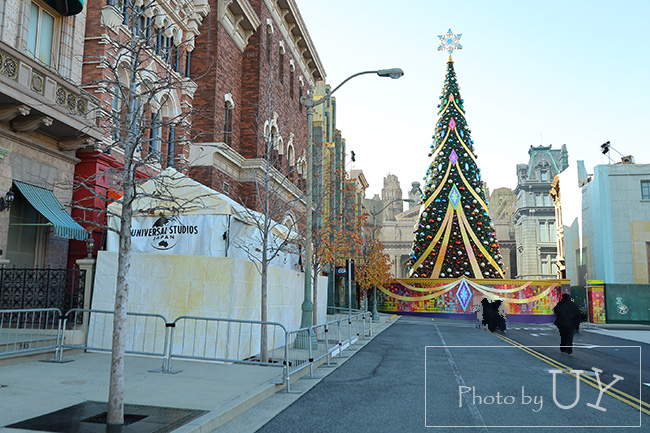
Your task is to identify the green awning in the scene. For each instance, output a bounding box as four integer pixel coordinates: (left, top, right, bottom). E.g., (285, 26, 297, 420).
(14, 181, 87, 241)
(45, 0, 83, 17)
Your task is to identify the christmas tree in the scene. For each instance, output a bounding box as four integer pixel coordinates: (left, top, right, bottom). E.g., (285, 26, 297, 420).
(406, 30, 504, 279)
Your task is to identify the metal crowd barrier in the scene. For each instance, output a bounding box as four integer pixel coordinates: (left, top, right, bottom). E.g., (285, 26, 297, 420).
(53, 309, 169, 369)
(283, 311, 371, 392)
(2, 307, 375, 394)
(165, 316, 288, 381)
(0, 308, 62, 358)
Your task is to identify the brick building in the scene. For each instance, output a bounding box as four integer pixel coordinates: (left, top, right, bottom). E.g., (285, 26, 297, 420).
(71, 0, 209, 265)
(188, 0, 325, 219)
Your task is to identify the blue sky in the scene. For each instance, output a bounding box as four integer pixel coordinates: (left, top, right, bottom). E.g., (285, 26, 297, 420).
(297, 0, 650, 198)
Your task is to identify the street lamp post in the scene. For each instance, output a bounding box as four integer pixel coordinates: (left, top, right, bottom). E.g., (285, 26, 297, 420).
(299, 69, 404, 334)
(368, 198, 415, 321)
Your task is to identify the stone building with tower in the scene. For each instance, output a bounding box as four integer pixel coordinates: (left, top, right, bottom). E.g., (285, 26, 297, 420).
(368, 175, 421, 278)
(488, 187, 517, 279)
(513, 144, 569, 279)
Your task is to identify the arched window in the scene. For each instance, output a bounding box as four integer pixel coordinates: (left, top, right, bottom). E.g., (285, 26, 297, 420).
(224, 94, 234, 145)
(279, 43, 285, 83)
(289, 63, 295, 99)
(149, 111, 161, 157)
(266, 23, 273, 65)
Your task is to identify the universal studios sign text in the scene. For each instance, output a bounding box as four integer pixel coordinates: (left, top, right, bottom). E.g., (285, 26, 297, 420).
(131, 216, 199, 251)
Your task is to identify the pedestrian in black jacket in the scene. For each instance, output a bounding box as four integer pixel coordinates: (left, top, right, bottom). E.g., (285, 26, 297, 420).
(553, 293, 580, 354)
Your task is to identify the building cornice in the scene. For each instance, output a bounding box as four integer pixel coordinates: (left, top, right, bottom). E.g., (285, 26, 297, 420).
(264, 0, 325, 85)
(217, 0, 261, 52)
(189, 142, 305, 205)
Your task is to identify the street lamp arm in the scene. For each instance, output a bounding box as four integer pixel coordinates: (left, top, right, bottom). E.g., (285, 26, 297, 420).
(307, 68, 405, 108)
(327, 71, 379, 99)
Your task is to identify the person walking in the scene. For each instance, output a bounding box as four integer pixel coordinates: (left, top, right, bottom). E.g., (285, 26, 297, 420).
(495, 300, 507, 334)
(480, 298, 491, 331)
(553, 293, 580, 354)
(473, 300, 484, 330)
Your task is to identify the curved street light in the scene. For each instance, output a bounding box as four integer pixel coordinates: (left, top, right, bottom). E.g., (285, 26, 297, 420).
(299, 68, 404, 332)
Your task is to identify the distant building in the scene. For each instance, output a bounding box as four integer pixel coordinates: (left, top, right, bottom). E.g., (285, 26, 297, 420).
(381, 174, 403, 221)
(554, 159, 650, 285)
(488, 187, 517, 279)
(380, 205, 419, 278)
(368, 176, 420, 278)
(513, 144, 569, 279)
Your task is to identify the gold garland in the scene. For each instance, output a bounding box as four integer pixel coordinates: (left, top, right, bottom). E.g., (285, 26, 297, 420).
(396, 279, 459, 293)
(377, 284, 456, 301)
(457, 210, 504, 277)
(466, 279, 532, 294)
(379, 278, 556, 304)
(457, 207, 483, 277)
(471, 284, 558, 304)
(409, 204, 453, 273)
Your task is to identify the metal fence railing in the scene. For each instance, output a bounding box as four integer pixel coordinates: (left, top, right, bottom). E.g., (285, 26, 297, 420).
(54, 309, 170, 370)
(1, 307, 375, 393)
(0, 308, 62, 358)
(0, 268, 85, 313)
(165, 316, 288, 378)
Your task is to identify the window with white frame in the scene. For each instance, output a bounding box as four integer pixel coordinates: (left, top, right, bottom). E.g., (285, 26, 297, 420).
(27, 1, 56, 66)
(540, 254, 552, 275)
(538, 221, 555, 243)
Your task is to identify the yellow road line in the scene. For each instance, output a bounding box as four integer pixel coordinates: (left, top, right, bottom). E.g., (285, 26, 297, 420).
(495, 333, 650, 416)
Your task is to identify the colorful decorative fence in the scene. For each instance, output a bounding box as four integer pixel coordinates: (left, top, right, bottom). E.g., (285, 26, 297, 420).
(587, 283, 606, 324)
(377, 278, 568, 317)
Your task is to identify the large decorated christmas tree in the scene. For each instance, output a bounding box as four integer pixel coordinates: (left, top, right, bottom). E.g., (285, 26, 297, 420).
(407, 30, 505, 279)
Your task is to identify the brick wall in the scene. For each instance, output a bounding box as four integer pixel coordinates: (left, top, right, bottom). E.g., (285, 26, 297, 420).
(190, 0, 309, 213)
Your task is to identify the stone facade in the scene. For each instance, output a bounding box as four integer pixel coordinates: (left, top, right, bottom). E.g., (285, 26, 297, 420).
(488, 187, 517, 279)
(513, 144, 569, 279)
(0, 1, 100, 268)
(380, 206, 419, 278)
(381, 174, 403, 221)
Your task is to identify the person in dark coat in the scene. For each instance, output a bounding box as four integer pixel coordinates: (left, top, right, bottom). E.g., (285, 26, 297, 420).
(480, 298, 491, 331)
(553, 293, 580, 354)
(485, 300, 500, 333)
(494, 300, 507, 333)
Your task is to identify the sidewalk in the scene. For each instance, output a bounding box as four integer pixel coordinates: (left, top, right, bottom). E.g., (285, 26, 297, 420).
(0, 314, 398, 433)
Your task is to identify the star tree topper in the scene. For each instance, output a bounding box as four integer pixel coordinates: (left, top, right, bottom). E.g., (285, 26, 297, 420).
(438, 29, 462, 55)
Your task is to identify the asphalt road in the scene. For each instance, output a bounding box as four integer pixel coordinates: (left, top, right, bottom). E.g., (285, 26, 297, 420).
(501, 323, 650, 405)
(237, 317, 647, 432)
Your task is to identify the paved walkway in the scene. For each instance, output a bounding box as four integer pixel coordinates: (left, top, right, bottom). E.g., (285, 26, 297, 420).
(0, 314, 397, 433)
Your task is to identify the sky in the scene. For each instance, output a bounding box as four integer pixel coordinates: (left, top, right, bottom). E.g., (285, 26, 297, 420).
(297, 0, 650, 199)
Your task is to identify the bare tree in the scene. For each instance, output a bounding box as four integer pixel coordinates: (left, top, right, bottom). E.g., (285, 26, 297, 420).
(75, 1, 207, 425)
(229, 66, 304, 362)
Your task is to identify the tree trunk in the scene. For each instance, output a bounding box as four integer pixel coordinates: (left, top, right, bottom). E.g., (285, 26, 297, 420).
(107, 196, 133, 425)
(312, 272, 318, 325)
(261, 262, 268, 363)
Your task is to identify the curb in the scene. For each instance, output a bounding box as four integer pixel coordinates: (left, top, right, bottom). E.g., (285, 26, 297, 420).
(176, 315, 399, 432)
